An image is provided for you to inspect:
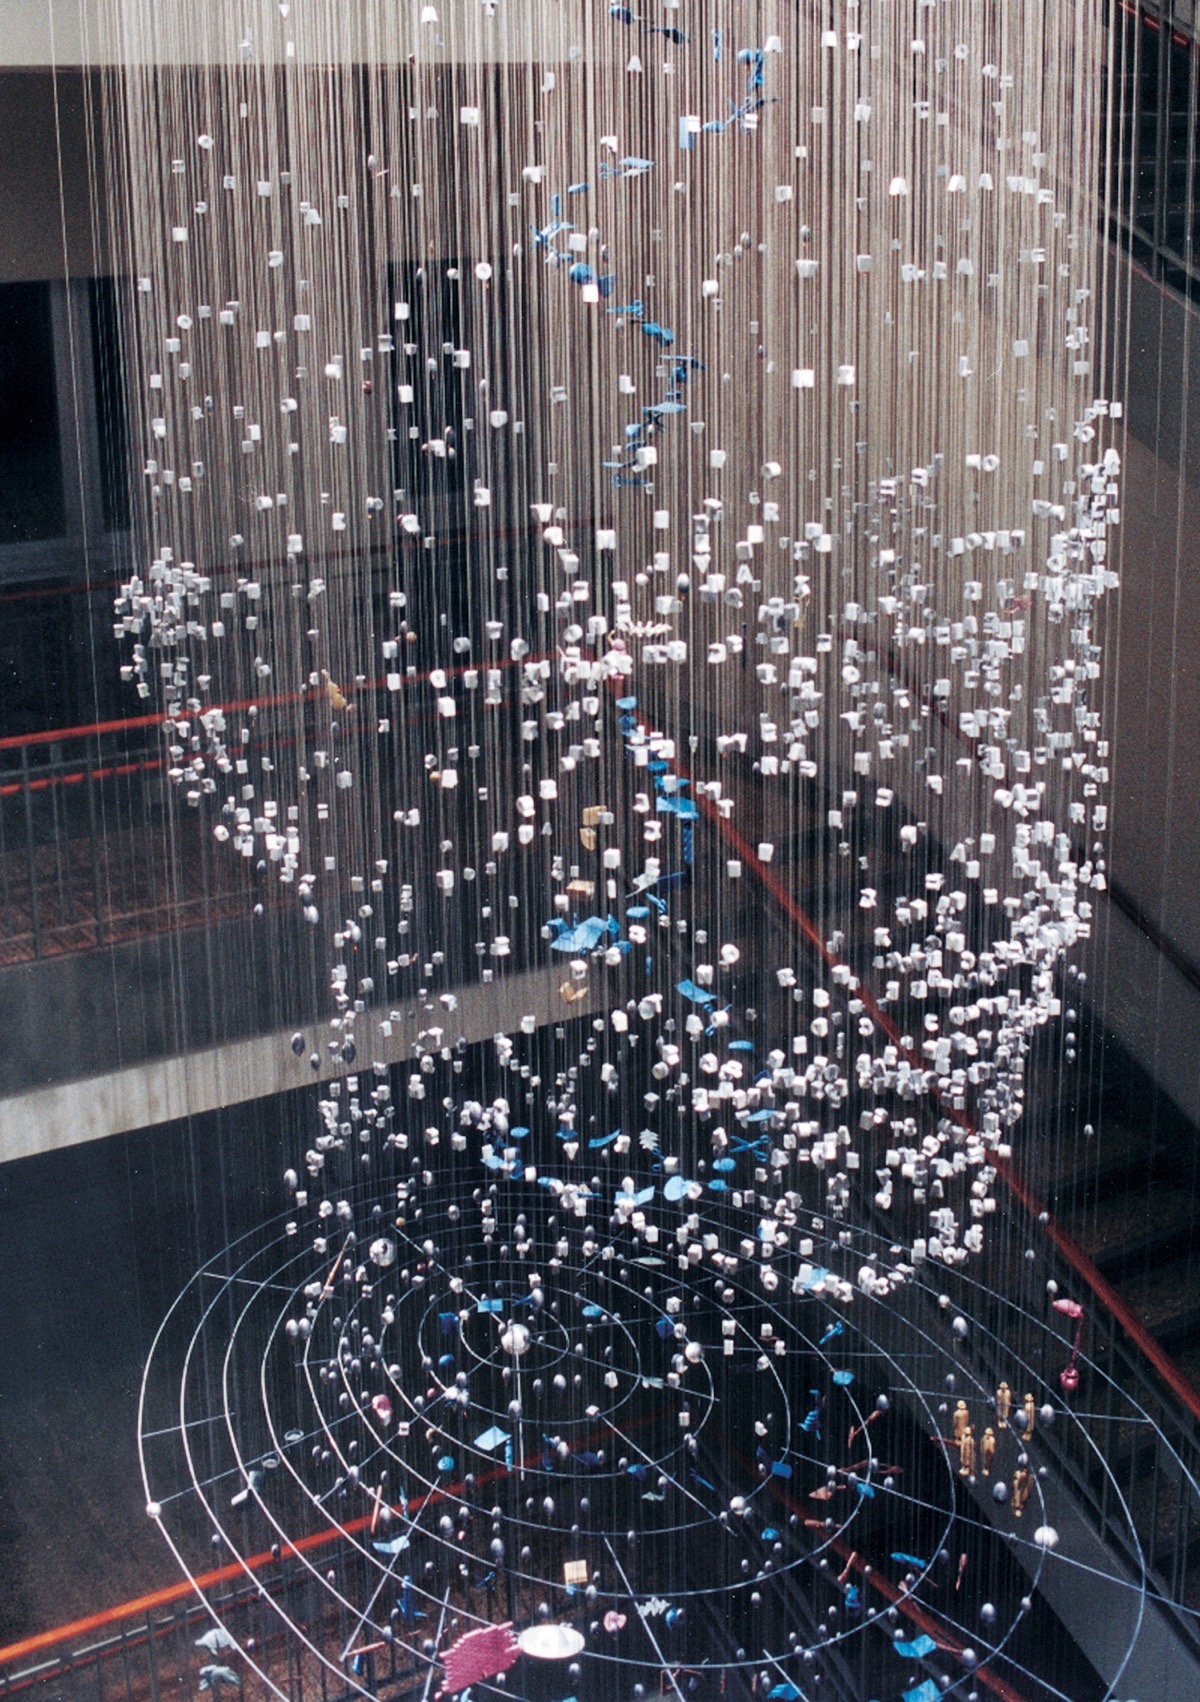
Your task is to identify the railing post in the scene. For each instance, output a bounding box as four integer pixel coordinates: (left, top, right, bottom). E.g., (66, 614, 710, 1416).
(116, 1619, 133, 1702)
(0, 772, 11, 957)
(87, 737, 105, 949)
(20, 744, 40, 960)
(145, 1611, 161, 1702)
(178, 1599, 196, 1702)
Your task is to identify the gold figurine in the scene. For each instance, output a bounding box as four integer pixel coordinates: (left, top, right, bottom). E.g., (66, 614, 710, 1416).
(1012, 1466, 1032, 1518)
(959, 1426, 976, 1478)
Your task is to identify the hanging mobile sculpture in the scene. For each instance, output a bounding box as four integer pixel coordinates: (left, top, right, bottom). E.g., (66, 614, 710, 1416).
(99, 3, 1171, 1698)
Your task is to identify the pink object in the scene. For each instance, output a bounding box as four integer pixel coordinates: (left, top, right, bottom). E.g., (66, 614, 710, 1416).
(371, 1394, 393, 1424)
(603, 1611, 627, 1633)
(1060, 1364, 1080, 1393)
(438, 1623, 521, 1696)
(1052, 1298, 1084, 1320)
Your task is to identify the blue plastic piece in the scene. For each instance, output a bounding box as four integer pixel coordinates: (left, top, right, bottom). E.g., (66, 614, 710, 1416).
(894, 1634, 936, 1661)
(551, 915, 611, 952)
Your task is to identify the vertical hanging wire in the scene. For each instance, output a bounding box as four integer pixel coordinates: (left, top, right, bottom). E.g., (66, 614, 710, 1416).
(55, 4, 1185, 1693)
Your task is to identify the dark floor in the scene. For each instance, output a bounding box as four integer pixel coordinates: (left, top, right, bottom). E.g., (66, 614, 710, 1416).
(0, 1097, 307, 1646)
(2, 966, 1199, 1663)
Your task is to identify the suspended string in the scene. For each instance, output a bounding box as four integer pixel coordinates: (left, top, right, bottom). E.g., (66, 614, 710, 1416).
(89, 3, 1145, 1697)
(96, 0, 1123, 1307)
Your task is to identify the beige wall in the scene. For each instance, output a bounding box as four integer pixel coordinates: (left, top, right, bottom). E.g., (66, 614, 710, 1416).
(0, 0, 584, 68)
(0, 0, 97, 68)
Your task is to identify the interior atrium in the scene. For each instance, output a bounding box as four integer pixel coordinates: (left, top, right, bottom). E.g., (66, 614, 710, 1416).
(3, 6, 1200, 1702)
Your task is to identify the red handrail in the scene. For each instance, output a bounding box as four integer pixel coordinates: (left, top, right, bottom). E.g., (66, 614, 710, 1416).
(0, 712, 168, 754)
(698, 794, 1200, 1426)
(0, 759, 162, 797)
(4, 683, 1198, 1675)
(719, 1432, 1032, 1702)
(791, 1523, 1029, 1702)
(0, 1419, 629, 1672)
(995, 1153, 1200, 1424)
(603, 682, 1200, 1425)
(0, 1494, 448, 1674)
(1118, 0, 1198, 54)
(0, 652, 542, 757)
